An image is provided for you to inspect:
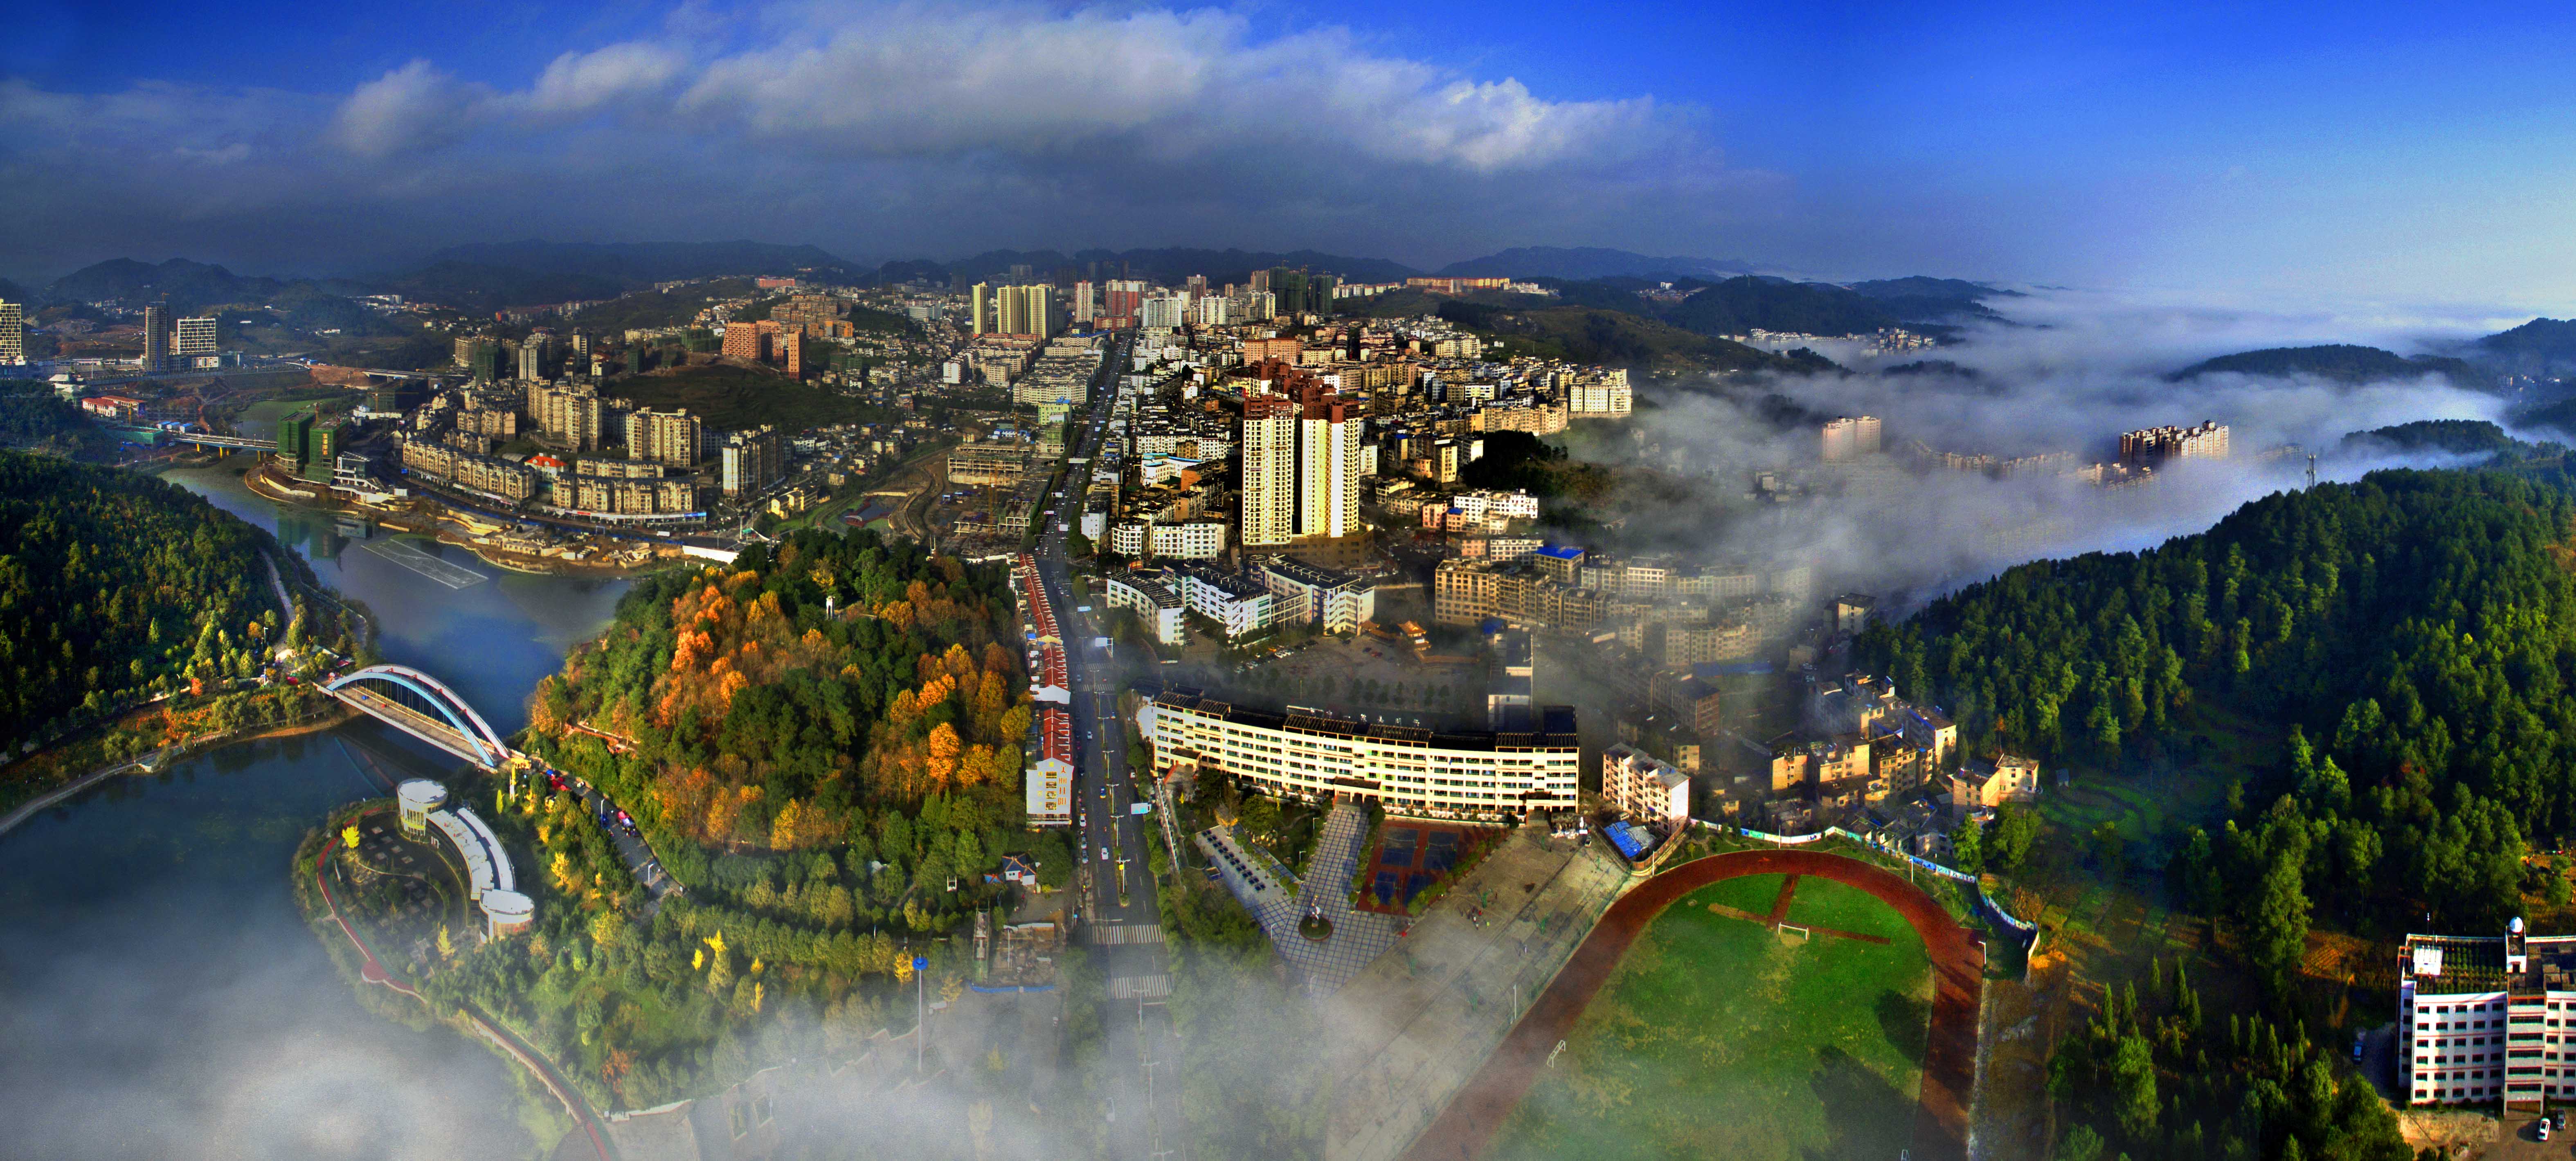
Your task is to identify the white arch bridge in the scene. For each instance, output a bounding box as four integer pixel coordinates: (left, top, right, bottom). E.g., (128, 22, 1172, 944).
(322, 664, 682, 900)
(323, 664, 517, 769)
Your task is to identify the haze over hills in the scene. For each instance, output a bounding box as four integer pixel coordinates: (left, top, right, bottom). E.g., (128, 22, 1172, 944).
(913, 247, 1424, 287)
(415, 240, 873, 286)
(1433, 246, 1759, 281)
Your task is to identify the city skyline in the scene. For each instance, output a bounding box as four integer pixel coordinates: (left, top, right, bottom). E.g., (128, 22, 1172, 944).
(7, 2, 2576, 308)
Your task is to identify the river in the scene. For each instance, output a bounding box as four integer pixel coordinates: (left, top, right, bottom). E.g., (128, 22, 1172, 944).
(0, 458, 632, 1161)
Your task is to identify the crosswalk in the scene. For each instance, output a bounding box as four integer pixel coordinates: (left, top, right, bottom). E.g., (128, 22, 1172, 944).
(1090, 924, 1167, 945)
(1107, 974, 1172, 999)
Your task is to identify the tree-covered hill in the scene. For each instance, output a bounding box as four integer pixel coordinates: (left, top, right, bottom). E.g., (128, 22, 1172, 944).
(2474, 317, 2576, 376)
(1860, 466, 2576, 932)
(2165, 343, 2488, 387)
(415, 239, 870, 287)
(442, 529, 1067, 1110)
(0, 451, 332, 738)
(1426, 297, 1829, 375)
(1435, 245, 1757, 281)
(45, 257, 289, 312)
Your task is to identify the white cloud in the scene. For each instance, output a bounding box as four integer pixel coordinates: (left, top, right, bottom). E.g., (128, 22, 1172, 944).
(523, 43, 689, 115)
(506, 6, 1688, 173)
(328, 60, 488, 158)
(0, 3, 1744, 274)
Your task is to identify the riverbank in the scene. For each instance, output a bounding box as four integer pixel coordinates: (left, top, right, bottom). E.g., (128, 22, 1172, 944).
(291, 808, 599, 1157)
(0, 702, 358, 838)
(241, 461, 694, 580)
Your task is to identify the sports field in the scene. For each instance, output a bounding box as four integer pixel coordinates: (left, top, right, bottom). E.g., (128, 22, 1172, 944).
(1485, 873, 1935, 1161)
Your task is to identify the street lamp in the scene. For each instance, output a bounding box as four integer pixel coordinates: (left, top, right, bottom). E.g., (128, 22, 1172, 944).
(914, 954, 929, 1075)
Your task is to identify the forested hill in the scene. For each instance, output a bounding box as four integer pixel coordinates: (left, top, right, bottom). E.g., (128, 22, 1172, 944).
(472, 529, 1064, 1109)
(0, 451, 322, 738)
(2165, 343, 2489, 387)
(1858, 466, 2576, 929)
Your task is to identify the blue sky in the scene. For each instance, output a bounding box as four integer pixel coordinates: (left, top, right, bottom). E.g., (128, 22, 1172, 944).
(5, 0, 2574, 306)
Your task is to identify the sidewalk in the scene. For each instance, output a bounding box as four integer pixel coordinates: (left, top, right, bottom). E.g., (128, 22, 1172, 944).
(1199, 802, 1403, 995)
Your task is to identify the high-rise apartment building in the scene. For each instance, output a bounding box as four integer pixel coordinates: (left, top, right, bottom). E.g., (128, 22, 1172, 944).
(1000, 285, 1054, 336)
(720, 426, 786, 496)
(173, 316, 218, 364)
(780, 331, 808, 377)
(1238, 394, 1299, 547)
(1105, 280, 1145, 325)
(0, 300, 25, 364)
(531, 382, 606, 451)
(624, 407, 701, 467)
(998, 286, 1030, 336)
(140, 305, 170, 371)
(2119, 421, 2230, 463)
(1821, 415, 1882, 462)
(720, 321, 772, 362)
(1139, 296, 1186, 330)
(516, 338, 553, 382)
(970, 283, 995, 335)
(1296, 391, 1364, 539)
(1072, 281, 1095, 324)
(454, 336, 502, 381)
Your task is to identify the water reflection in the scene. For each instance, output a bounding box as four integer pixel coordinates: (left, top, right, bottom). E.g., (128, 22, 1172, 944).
(0, 462, 639, 1159)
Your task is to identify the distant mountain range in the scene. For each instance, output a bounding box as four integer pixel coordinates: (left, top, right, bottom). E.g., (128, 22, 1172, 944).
(45, 257, 294, 313)
(892, 247, 1423, 287)
(11, 240, 2034, 379)
(1433, 246, 1758, 281)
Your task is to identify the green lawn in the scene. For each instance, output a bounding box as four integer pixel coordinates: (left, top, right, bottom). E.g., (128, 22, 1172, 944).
(1489, 874, 1934, 1161)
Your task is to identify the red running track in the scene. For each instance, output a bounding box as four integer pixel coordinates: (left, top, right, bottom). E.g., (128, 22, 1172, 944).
(1399, 848, 1985, 1161)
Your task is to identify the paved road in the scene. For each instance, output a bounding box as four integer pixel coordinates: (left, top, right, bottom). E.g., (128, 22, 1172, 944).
(1026, 331, 1189, 1158)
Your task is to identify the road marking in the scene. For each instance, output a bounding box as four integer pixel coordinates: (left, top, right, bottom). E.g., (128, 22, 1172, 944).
(1108, 974, 1173, 999)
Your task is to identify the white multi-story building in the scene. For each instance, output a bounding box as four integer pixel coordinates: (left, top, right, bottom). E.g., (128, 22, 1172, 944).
(1143, 689, 1579, 822)
(1024, 706, 1074, 828)
(2396, 919, 2576, 1109)
(1102, 572, 1188, 645)
(1257, 557, 1375, 634)
(1149, 520, 1228, 560)
(1449, 489, 1542, 521)
(1174, 565, 1282, 639)
(1139, 296, 1188, 330)
(1603, 744, 1691, 828)
(173, 315, 220, 364)
(1568, 373, 1632, 417)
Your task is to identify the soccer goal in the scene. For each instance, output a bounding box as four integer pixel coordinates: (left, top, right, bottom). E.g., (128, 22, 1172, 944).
(1777, 923, 1811, 941)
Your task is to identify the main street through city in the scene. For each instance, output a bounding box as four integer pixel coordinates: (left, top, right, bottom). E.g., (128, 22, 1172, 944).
(1030, 330, 1188, 1159)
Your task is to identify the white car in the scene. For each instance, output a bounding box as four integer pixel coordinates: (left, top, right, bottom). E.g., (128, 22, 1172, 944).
(1099, 846, 1110, 862)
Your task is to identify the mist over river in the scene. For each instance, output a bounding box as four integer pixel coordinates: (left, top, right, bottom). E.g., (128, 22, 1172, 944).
(0, 461, 629, 1161)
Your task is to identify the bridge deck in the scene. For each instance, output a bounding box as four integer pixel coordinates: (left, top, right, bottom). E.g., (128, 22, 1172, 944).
(333, 686, 506, 768)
